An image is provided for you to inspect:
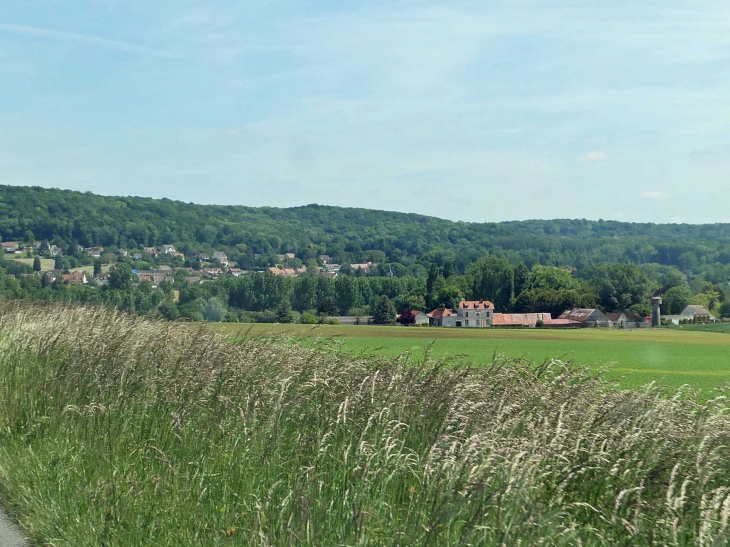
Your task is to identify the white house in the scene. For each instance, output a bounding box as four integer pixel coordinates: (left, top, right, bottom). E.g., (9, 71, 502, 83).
(1, 242, 19, 253)
(681, 305, 717, 323)
(213, 251, 229, 266)
(442, 300, 495, 328)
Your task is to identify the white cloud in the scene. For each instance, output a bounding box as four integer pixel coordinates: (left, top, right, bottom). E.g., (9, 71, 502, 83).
(0, 23, 178, 58)
(578, 151, 608, 162)
(640, 191, 670, 199)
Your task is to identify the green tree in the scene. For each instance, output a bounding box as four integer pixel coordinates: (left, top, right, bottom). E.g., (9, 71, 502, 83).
(32, 256, 41, 272)
(93, 259, 102, 277)
(199, 297, 227, 322)
(275, 300, 294, 323)
(435, 284, 463, 310)
(157, 299, 180, 320)
(395, 292, 426, 313)
(427, 263, 440, 294)
(466, 256, 515, 312)
(299, 312, 319, 324)
(334, 275, 359, 315)
(677, 251, 698, 274)
(527, 265, 577, 291)
(442, 259, 455, 279)
(54, 255, 63, 270)
(582, 264, 652, 312)
(318, 297, 338, 317)
(372, 296, 396, 325)
(108, 263, 133, 291)
(514, 263, 530, 295)
(662, 285, 695, 315)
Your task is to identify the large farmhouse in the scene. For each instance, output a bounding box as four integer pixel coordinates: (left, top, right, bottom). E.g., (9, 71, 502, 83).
(441, 300, 494, 328)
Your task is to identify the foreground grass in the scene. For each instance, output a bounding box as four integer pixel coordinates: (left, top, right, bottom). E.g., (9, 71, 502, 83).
(214, 323, 730, 393)
(0, 304, 729, 546)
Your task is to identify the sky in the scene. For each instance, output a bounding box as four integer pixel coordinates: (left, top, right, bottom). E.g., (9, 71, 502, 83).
(0, 0, 729, 224)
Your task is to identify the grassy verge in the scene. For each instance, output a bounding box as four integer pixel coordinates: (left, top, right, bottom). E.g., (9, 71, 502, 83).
(0, 304, 729, 545)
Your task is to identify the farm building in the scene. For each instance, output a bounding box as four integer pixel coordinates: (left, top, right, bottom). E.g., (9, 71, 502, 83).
(426, 308, 455, 327)
(2, 242, 19, 253)
(491, 313, 579, 328)
(606, 311, 647, 328)
(559, 308, 612, 328)
(681, 305, 717, 323)
(398, 310, 429, 326)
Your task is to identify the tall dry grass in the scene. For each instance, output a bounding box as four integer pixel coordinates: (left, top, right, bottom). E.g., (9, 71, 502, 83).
(0, 302, 728, 546)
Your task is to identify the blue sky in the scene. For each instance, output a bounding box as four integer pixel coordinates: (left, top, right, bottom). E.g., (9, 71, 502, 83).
(0, 1, 728, 223)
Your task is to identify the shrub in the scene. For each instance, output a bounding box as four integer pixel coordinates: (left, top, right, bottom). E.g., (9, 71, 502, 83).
(238, 310, 278, 323)
(299, 312, 318, 324)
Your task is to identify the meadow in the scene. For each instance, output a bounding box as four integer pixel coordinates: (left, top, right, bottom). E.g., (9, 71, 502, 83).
(7, 256, 111, 275)
(0, 303, 729, 546)
(213, 323, 730, 394)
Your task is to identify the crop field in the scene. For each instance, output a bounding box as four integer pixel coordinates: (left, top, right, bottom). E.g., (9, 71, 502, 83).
(213, 323, 730, 393)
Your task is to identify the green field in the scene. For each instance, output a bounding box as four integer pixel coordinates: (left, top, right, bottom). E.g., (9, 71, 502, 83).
(8, 256, 110, 275)
(8, 256, 56, 270)
(213, 323, 730, 393)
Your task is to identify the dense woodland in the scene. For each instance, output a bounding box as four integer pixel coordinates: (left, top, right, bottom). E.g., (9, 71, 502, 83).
(0, 185, 728, 322)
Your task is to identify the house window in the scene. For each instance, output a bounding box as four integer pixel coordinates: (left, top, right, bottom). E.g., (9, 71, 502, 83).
(466, 319, 469, 326)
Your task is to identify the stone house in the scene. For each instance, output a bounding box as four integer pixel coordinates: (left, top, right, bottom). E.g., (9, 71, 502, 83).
(426, 308, 455, 327)
(442, 300, 494, 328)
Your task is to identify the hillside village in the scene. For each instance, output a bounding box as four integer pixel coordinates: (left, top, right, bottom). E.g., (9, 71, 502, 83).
(1, 238, 726, 327)
(2, 241, 353, 284)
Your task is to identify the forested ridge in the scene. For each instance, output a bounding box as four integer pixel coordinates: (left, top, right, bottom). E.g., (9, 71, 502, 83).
(1, 184, 730, 274)
(0, 184, 728, 323)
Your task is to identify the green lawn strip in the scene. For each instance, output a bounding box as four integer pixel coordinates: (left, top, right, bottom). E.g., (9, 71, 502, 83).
(213, 322, 730, 346)
(214, 323, 730, 393)
(324, 337, 730, 392)
(7, 257, 56, 270)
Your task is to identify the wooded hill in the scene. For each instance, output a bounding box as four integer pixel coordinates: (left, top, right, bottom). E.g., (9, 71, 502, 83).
(1, 184, 729, 274)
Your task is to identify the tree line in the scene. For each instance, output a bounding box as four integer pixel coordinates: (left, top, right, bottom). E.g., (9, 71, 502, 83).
(2, 185, 730, 281)
(0, 253, 726, 324)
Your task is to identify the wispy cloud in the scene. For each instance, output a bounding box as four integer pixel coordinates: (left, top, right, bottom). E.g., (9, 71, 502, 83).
(578, 151, 608, 162)
(0, 23, 178, 58)
(640, 191, 670, 200)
